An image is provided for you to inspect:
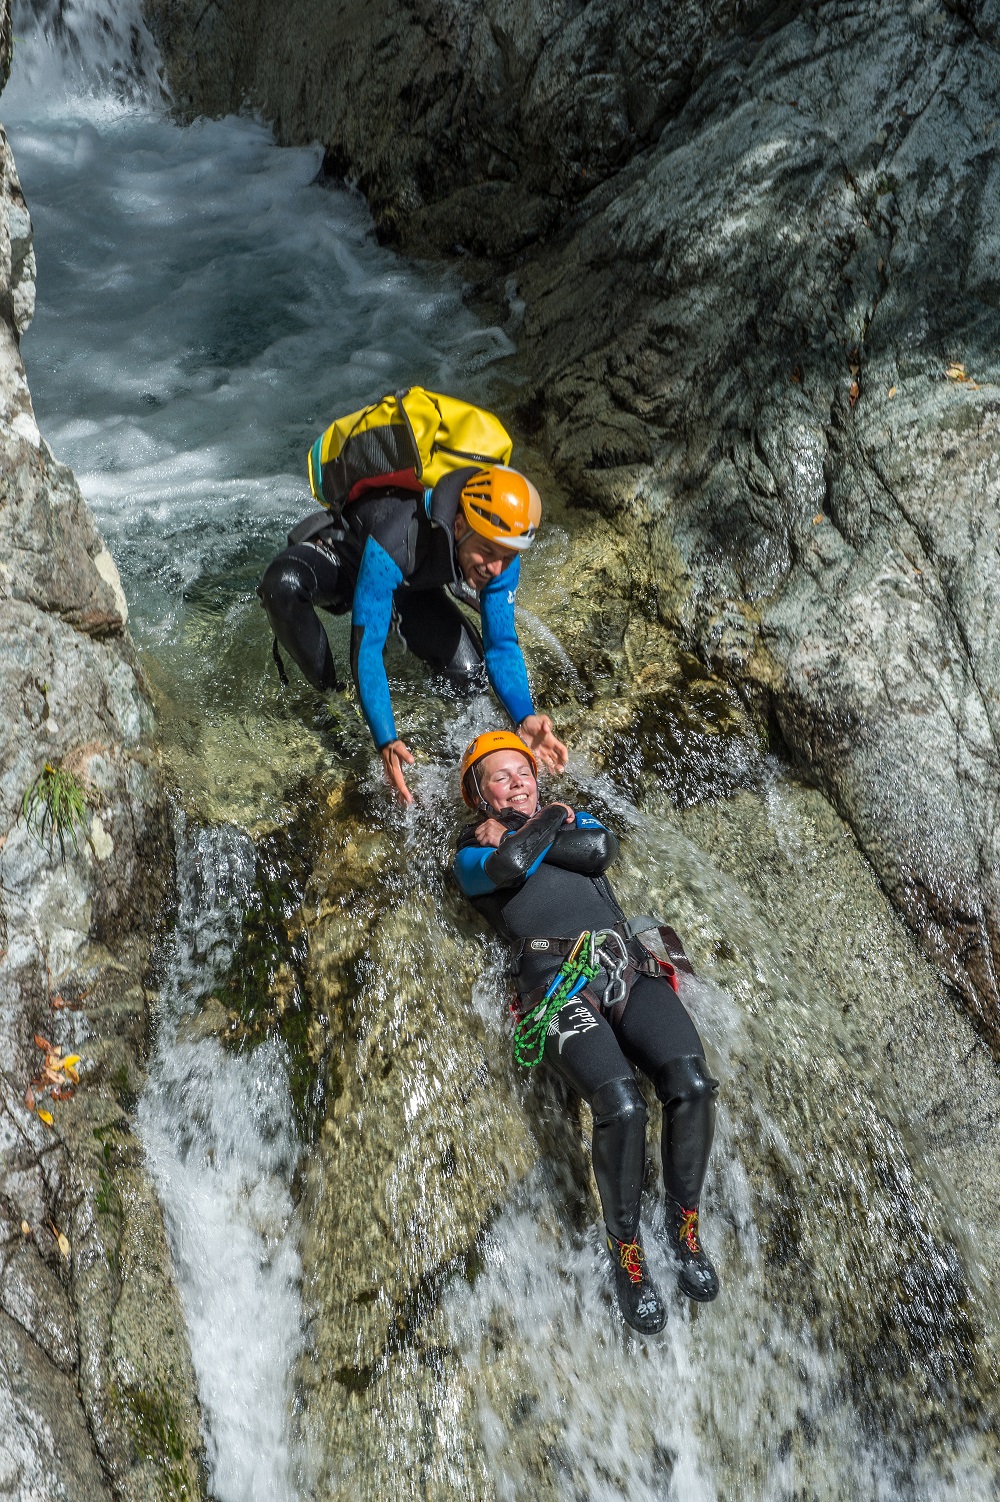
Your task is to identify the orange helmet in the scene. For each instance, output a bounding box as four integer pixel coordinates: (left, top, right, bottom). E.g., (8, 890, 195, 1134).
(459, 466, 541, 551)
(460, 730, 537, 810)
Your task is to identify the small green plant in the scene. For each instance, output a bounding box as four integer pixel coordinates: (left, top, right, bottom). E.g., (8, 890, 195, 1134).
(21, 763, 90, 857)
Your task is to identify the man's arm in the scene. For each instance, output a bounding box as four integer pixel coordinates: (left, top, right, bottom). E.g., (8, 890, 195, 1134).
(479, 559, 535, 726)
(350, 536, 404, 748)
(454, 805, 568, 898)
(480, 563, 569, 773)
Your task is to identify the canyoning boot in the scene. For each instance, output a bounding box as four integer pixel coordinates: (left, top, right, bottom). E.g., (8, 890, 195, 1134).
(606, 1228, 667, 1334)
(665, 1203, 719, 1303)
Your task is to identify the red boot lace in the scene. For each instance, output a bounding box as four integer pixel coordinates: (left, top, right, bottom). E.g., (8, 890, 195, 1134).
(617, 1238, 645, 1284)
(676, 1208, 700, 1256)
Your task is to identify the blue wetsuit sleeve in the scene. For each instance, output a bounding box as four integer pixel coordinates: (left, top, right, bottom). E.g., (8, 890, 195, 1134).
(350, 537, 405, 749)
(454, 836, 555, 897)
(454, 805, 568, 896)
(454, 845, 498, 898)
(480, 557, 535, 726)
(573, 810, 603, 829)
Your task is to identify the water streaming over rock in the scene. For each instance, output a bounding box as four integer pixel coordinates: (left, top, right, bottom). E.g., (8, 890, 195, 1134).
(7, 2, 1000, 1498)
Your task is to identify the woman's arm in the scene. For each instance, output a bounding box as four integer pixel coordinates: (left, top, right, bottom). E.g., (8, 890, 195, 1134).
(453, 804, 568, 897)
(544, 816, 619, 875)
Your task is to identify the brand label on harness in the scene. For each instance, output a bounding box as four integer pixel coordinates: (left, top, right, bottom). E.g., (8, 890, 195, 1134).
(529, 939, 550, 951)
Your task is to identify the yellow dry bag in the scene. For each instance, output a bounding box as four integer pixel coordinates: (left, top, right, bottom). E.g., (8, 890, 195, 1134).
(307, 387, 514, 517)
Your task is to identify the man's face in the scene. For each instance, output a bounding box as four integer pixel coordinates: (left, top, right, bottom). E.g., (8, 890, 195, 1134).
(454, 516, 516, 590)
(477, 749, 538, 816)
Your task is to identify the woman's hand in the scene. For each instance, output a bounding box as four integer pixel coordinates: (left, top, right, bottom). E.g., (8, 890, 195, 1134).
(380, 739, 415, 803)
(518, 713, 569, 774)
(475, 817, 509, 848)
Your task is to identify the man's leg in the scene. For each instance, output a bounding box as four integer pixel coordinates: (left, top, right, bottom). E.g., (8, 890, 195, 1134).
(392, 589, 485, 691)
(258, 542, 345, 692)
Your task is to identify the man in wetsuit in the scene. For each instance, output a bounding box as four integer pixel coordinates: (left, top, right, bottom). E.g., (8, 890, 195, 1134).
(452, 730, 720, 1334)
(258, 466, 567, 801)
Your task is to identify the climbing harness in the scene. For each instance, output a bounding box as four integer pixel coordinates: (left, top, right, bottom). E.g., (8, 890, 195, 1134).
(511, 917, 693, 1061)
(512, 927, 633, 1068)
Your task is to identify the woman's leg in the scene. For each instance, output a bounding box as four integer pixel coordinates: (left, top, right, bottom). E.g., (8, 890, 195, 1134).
(258, 542, 345, 692)
(542, 996, 666, 1333)
(615, 976, 721, 1300)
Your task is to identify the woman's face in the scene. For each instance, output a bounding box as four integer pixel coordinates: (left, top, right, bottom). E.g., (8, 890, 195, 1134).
(477, 749, 538, 815)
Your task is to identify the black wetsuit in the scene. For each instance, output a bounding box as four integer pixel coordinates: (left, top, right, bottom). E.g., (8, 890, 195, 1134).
(454, 805, 718, 1241)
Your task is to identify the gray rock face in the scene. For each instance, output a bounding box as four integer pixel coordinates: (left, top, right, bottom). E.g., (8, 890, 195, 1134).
(144, 0, 1000, 1043)
(0, 14, 207, 1495)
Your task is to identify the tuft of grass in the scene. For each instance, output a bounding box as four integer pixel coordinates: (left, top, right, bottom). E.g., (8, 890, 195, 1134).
(21, 763, 90, 857)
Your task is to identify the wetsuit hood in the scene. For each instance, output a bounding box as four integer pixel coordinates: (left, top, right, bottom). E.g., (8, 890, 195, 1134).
(430, 466, 479, 537)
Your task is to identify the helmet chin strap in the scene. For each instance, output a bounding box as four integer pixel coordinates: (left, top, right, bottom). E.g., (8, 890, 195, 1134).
(467, 762, 491, 816)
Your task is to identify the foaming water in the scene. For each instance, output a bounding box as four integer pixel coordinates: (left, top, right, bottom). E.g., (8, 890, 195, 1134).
(7, 0, 167, 102)
(138, 819, 304, 1502)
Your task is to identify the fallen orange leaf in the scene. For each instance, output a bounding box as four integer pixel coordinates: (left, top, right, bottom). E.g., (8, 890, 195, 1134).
(34, 1034, 52, 1053)
(888, 386, 897, 399)
(21, 1221, 31, 1237)
(849, 381, 860, 406)
(25, 1087, 35, 1111)
(813, 513, 825, 524)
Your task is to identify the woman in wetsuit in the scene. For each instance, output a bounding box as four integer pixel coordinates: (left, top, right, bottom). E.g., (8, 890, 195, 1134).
(453, 730, 720, 1334)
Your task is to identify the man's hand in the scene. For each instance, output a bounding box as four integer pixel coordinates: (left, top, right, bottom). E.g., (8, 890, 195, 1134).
(518, 714, 569, 774)
(474, 817, 509, 848)
(380, 739, 415, 803)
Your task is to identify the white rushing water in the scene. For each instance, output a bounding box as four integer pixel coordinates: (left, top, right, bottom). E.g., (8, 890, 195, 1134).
(138, 819, 305, 1501)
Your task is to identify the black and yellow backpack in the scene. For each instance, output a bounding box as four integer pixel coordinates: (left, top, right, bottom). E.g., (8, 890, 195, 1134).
(306, 387, 513, 520)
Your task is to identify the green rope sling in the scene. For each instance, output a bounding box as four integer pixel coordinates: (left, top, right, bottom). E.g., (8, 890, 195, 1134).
(512, 933, 602, 1069)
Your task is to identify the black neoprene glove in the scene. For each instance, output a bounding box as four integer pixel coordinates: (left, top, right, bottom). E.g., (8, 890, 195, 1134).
(544, 825, 619, 875)
(483, 804, 568, 888)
